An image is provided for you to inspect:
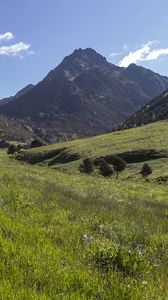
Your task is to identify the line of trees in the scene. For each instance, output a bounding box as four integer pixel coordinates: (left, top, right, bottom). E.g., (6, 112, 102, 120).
(7, 139, 44, 156)
(79, 156, 126, 179)
(79, 157, 152, 179)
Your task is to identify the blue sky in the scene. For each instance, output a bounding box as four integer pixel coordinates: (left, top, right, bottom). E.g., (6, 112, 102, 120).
(0, 0, 168, 98)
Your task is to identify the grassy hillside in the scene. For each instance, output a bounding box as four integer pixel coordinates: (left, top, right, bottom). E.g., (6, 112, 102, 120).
(0, 149, 168, 299)
(0, 120, 167, 299)
(17, 120, 168, 181)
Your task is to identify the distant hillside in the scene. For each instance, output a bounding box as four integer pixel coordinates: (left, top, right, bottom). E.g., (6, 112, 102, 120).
(122, 89, 168, 129)
(121, 63, 168, 99)
(1, 48, 168, 142)
(0, 115, 34, 142)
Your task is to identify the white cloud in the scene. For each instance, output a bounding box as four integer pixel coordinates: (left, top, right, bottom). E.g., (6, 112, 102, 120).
(0, 42, 31, 56)
(0, 32, 33, 57)
(119, 41, 152, 67)
(0, 32, 14, 42)
(145, 48, 168, 61)
(119, 41, 168, 67)
(109, 52, 121, 57)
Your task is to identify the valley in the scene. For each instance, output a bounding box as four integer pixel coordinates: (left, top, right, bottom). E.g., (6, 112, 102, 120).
(0, 121, 168, 299)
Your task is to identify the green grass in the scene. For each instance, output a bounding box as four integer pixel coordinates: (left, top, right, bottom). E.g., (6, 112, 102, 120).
(1, 121, 168, 299)
(18, 119, 168, 158)
(17, 120, 168, 180)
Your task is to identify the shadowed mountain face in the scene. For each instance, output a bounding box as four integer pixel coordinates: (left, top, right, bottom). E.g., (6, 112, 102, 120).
(122, 89, 168, 129)
(0, 48, 168, 142)
(0, 84, 34, 106)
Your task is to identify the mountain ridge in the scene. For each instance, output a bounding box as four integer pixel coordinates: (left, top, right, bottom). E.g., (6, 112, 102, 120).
(122, 88, 168, 129)
(0, 84, 34, 106)
(0, 48, 168, 142)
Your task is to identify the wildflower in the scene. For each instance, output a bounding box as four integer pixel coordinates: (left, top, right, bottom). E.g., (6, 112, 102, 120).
(82, 234, 95, 243)
(142, 281, 148, 285)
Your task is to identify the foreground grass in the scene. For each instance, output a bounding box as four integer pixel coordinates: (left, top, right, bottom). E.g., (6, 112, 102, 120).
(0, 153, 168, 299)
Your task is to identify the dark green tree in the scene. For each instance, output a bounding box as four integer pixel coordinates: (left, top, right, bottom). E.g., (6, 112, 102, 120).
(31, 139, 43, 148)
(17, 144, 21, 152)
(7, 144, 17, 156)
(99, 159, 114, 177)
(79, 158, 94, 174)
(140, 163, 152, 179)
(112, 156, 126, 179)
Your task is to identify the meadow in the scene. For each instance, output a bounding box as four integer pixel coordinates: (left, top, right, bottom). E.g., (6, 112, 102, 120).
(17, 120, 168, 180)
(0, 120, 168, 299)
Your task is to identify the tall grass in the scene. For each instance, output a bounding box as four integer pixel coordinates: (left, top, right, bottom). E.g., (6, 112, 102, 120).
(0, 152, 168, 299)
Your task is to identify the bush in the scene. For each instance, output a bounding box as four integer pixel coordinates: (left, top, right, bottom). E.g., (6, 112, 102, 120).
(92, 244, 145, 277)
(31, 139, 43, 148)
(112, 156, 126, 178)
(99, 159, 114, 177)
(17, 144, 21, 152)
(79, 158, 94, 174)
(140, 163, 152, 178)
(7, 144, 18, 156)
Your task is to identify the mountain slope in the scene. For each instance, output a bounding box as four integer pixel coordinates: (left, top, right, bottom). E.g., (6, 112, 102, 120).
(0, 48, 168, 142)
(121, 63, 168, 99)
(0, 115, 34, 142)
(1, 123, 168, 299)
(122, 89, 168, 128)
(0, 84, 34, 106)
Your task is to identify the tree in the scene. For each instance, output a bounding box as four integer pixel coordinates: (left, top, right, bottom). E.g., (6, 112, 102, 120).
(17, 144, 21, 152)
(140, 163, 152, 179)
(99, 159, 114, 177)
(31, 139, 43, 148)
(79, 158, 94, 174)
(112, 156, 126, 179)
(7, 144, 17, 156)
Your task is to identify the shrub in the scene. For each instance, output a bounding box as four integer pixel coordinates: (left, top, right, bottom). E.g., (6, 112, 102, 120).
(140, 163, 152, 178)
(7, 144, 18, 156)
(0, 139, 9, 148)
(31, 139, 43, 148)
(92, 244, 145, 277)
(79, 158, 94, 174)
(17, 144, 21, 152)
(99, 159, 114, 177)
(112, 156, 126, 178)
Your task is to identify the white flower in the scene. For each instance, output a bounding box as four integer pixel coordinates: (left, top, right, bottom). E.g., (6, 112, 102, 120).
(82, 234, 95, 243)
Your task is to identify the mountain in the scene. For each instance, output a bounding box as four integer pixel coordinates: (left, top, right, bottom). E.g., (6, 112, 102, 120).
(0, 115, 34, 142)
(0, 84, 34, 106)
(0, 48, 168, 142)
(121, 63, 168, 99)
(122, 89, 168, 129)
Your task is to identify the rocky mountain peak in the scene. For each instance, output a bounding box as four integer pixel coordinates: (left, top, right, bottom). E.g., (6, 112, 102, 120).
(1, 48, 168, 142)
(59, 47, 109, 71)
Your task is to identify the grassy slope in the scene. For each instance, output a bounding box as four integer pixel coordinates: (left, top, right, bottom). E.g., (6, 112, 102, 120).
(0, 120, 168, 299)
(17, 120, 168, 179)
